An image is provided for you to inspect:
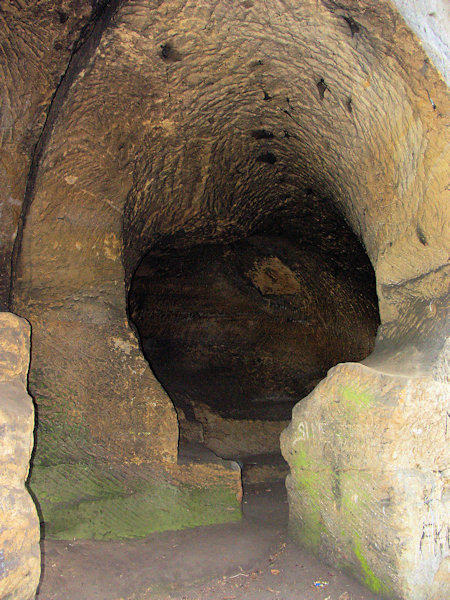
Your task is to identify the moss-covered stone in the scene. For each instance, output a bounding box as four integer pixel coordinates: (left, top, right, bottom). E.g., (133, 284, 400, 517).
(353, 537, 392, 597)
(286, 441, 334, 553)
(289, 502, 325, 552)
(29, 462, 241, 539)
(282, 362, 449, 600)
(340, 386, 374, 412)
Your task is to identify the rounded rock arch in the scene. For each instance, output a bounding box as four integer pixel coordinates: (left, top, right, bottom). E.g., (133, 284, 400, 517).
(9, 0, 448, 595)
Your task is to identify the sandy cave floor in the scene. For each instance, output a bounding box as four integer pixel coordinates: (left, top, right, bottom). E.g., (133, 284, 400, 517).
(36, 480, 383, 600)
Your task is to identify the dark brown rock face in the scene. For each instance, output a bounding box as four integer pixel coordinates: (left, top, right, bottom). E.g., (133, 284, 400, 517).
(0, 1, 448, 598)
(130, 232, 378, 422)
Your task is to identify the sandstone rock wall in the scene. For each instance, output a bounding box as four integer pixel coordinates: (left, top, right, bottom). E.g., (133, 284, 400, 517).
(9, 1, 449, 469)
(0, 0, 99, 308)
(130, 233, 378, 424)
(281, 361, 450, 600)
(1, 0, 448, 313)
(0, 312, 40, 600)
(1, 0, 448, 580)
(189, 400, 289, 459)
(391, 0, 449, 84)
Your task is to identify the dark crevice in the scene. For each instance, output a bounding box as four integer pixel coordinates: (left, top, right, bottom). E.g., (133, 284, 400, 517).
(128, 205, 379, 430)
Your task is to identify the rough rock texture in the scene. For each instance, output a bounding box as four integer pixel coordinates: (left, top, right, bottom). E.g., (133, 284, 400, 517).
(0, 0, 99, 308)
(130, 233, 378, 422)
(28, 458, 242, 540)
(0, 312, 40, 600)
(242, 454, 290, 485)
(391, 0, 450, 84)
(24, 312, 242, 538)
(0, 0, 447, 591)
(190, 400, 289, 459)
(281, 362, 450, 600)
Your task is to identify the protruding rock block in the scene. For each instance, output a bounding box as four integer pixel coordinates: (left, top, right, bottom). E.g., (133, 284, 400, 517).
(28, 458, 242, 540)
(26, 313, 179, 468)
(281, 362, 449, 600)
(191, 400, 289, 458)
(23, 312, 242, 539)
(0, 312, 40, 600)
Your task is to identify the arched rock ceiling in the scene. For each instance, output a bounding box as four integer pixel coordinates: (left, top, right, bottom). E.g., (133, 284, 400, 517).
(115, 0, 448, 288)
(11, 0, 449, 343)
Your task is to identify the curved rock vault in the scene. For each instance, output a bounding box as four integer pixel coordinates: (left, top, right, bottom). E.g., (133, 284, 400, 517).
(0, 1, 449, 599)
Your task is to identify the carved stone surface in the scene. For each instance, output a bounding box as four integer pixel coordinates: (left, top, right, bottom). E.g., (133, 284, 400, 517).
(0, 0, 96, 308)
(0, 312, 40, 600)
(0, 2, 448, 591)
(281, 361, 450, 600)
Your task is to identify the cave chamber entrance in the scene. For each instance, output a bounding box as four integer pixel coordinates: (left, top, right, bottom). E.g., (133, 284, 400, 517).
(127, 196, 380, 478)
(5, 1, 448, 596)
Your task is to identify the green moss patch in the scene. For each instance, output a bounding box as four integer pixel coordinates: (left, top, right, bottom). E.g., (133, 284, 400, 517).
(340, 385, 374, 413)
(29, 463, 241, 539)
(353, 537, 393, 597)
(290, 502, 326, 552)
(289, 444, 334, 552)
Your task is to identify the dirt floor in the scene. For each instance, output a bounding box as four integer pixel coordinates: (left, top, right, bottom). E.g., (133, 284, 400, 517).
(36, 480, 383, 600)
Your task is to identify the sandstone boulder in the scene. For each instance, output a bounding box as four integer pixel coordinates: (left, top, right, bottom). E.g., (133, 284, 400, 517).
(0, 312, 40, 600)
(281, 361, 449, 600)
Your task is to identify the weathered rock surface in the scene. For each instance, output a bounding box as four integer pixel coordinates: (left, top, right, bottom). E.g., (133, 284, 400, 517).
(29, 458, 242, 540)
(0, 312, 40, 600)
(191, 400, 288, 459)
(281, 361, 450, 600)
(0, 3, 447, 590)
(23, 312, 242, 539)
(130, 233, 378, 423)
(0, 0, 98, 308)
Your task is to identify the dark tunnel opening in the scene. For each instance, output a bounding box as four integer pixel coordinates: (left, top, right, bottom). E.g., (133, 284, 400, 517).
(128, 193, 380, 460)
(2, 0, 448, 595)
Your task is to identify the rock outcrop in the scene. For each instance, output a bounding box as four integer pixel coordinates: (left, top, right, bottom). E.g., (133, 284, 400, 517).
(0, 1, 448, 597)
(281, 361, 449, 600)
(0, 312, 40, 600)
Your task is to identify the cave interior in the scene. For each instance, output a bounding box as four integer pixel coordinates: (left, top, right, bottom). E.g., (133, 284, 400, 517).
(128, 191, 380, 458)
(0, 1, 448, 599)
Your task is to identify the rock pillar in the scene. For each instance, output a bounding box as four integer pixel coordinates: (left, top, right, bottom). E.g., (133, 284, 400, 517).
(281, 361, 449, 600)
(0, 312, 40, 600)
